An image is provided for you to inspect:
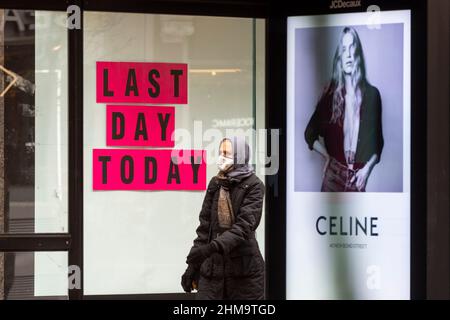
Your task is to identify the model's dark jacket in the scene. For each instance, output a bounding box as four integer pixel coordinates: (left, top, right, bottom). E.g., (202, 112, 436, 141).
(304, 83, 384, 170)
(191, 173, 265, 300)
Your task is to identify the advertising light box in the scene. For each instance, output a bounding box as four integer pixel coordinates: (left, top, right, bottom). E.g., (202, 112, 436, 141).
(286, 10, 411, 299)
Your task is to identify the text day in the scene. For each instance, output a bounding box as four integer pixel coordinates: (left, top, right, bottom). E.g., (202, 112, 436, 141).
(107, 105, 175, 147)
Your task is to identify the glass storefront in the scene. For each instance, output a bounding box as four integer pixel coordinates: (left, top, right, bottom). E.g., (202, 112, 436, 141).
(82, 12, 265, 295)
(1, 251, 67, 299)
(0, 9, 68, 234)
(0, 9, 68, 299)
(0, 0, 437, 301)
(0, 4, 267, 299)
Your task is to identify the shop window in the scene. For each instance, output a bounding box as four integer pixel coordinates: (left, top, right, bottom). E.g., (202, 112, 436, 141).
(83, 12, 265, 295)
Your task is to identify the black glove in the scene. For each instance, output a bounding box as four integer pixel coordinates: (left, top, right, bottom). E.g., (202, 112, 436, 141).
(181, 264, 198, 293)
(186, 242, 219, 265)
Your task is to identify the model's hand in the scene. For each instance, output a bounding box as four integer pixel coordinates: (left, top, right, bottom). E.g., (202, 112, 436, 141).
(352, 165, 370, 191)
(186, 242, 218, 265)
(322, 155, 331, 180)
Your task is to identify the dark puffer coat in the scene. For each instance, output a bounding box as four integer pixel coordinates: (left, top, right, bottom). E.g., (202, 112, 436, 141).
(191, 173, 265, 300)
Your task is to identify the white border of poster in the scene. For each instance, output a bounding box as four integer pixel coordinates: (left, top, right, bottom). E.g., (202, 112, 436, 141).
(286, 10, 411, 299)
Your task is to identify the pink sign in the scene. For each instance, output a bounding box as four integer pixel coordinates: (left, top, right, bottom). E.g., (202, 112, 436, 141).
(96, 61, 188, 104)
(106, 105, 175, 147)
(93, 149, 206, 190)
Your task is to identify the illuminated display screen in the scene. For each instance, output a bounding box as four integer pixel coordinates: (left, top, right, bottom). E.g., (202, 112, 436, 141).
(286, 10, 411, 299)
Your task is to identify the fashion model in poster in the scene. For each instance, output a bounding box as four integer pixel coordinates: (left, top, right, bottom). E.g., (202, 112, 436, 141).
(304, 27, 384, 192)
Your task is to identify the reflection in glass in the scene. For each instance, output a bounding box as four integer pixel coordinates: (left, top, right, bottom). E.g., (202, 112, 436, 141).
(0, 251, 68, 300)
(0, 9, 68, 234)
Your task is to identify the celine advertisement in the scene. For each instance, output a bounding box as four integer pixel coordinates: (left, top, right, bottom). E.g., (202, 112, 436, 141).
(286, 10, 411, 299)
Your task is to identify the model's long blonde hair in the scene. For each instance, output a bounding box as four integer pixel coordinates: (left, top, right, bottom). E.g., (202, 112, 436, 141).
(328, 27, 367, 124)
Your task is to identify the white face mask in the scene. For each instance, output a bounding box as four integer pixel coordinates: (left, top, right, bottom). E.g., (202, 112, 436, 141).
(217, 155, 234, 172)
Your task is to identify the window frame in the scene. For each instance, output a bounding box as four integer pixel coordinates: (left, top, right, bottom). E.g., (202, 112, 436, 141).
(79, 0, 269, 300)
(0, 0, 427, 301)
